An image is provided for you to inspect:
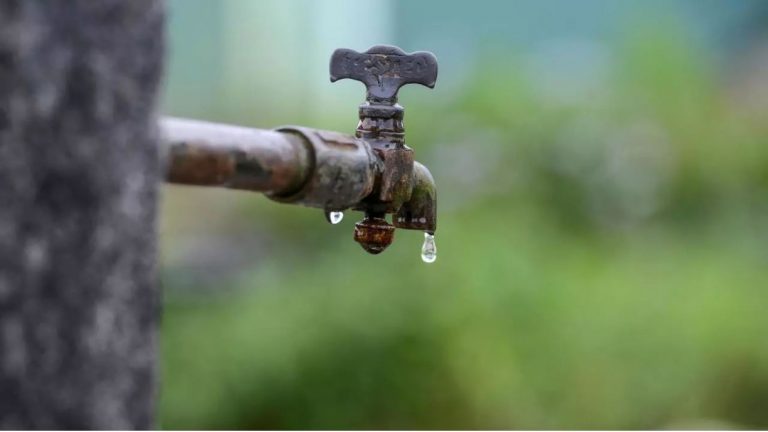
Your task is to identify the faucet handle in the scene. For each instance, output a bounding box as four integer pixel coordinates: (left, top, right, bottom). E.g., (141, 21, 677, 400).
(330, 45, 438, 105)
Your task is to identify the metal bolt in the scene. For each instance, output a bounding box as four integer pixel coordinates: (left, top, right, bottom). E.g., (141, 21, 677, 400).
(353, 215, 395, 254)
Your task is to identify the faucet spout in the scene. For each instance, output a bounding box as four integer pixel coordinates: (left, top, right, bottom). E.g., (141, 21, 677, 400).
(394, 161, 437, 234)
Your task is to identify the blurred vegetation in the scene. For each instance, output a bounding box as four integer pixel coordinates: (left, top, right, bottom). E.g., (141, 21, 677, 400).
(159, 28, 768, 429)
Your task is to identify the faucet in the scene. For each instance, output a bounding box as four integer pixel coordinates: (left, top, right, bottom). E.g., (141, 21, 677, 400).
(163, 45, 438, 255)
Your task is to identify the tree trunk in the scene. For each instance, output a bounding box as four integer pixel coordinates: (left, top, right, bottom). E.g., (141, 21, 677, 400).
(0, 0, 164, 428)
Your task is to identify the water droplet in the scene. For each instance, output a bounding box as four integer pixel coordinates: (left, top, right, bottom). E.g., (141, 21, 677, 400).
(325, 211, 344, 225)
(421, 232, 437, 263)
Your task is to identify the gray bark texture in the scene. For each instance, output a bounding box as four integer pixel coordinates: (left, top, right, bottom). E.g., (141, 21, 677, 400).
(0, 0, 164, 429)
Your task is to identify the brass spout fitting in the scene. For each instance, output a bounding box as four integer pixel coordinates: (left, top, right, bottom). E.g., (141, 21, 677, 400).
(163, 45, 438, 255)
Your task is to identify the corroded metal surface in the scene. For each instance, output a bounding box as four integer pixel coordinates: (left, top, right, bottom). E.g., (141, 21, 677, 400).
(269, 126, 377, 211)
(394, 161, 437, 234)
(330, 45, 438, 104)
(162, 117, 309, 196)
(331, 45, 438, 253)
(162, 45, 438, 255)
(353, 215, 395, 254)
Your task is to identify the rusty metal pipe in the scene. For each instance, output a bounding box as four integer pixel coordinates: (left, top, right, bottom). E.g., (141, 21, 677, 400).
(162, 117, 378, 211)
(161, 117, 310, 196)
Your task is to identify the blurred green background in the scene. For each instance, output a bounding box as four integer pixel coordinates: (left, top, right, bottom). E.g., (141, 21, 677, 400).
(158, 0, 768, 429)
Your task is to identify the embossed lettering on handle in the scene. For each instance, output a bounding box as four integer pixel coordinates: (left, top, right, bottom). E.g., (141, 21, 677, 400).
(330, 45, 438, 104)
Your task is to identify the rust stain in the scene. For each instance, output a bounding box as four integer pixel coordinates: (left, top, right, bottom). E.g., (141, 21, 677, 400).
(353, 215, 395, 254)
(167, 143, 235, 185)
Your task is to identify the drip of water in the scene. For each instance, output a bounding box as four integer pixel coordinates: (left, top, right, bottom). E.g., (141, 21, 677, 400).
(325, 211, 344, 225)
(421, 232, 437, 263)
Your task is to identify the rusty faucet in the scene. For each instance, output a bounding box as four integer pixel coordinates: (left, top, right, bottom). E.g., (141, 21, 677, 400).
(163, 45, 437, 257)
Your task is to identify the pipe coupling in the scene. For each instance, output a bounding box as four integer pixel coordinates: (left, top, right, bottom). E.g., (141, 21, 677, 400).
(268, 126, 378, 211)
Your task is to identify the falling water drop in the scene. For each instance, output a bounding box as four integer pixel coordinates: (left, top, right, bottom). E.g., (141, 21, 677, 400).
(421, 232, 437, 263)
(325, 211, 344, 225)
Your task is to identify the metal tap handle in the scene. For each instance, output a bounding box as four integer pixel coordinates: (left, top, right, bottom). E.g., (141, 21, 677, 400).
(330, 45, 438, 105)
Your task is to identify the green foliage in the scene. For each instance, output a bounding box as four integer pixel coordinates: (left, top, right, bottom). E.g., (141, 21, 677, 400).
(160, 32, 768, 429)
